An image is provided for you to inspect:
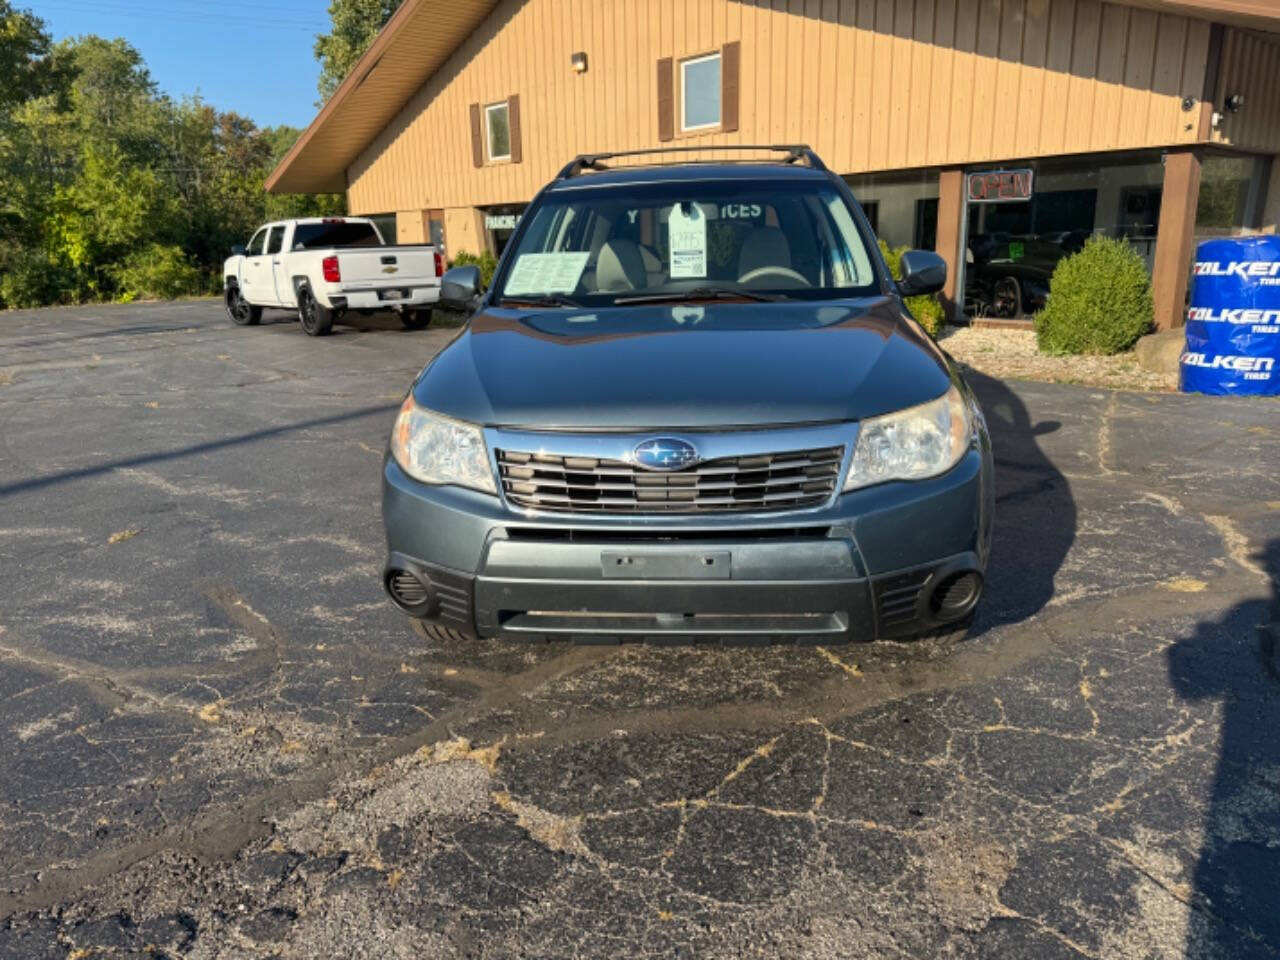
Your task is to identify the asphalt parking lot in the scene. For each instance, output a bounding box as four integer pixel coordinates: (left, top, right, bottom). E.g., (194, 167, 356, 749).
(0, 300, 1278, 959)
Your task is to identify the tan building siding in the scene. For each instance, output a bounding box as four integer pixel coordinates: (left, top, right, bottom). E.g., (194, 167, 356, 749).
(347, 0, 1217, 216)
(1214, 27, 1280, 154)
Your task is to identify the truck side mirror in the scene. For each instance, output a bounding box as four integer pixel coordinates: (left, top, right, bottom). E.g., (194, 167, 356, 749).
(897, 250, 947, 297)
(230, 244, 246, 256)
(439, 265, 482, 311)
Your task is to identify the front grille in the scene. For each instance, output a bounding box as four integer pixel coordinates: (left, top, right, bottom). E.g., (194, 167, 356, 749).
(496, 445, 844, 514)
(504, 526, 832, 542)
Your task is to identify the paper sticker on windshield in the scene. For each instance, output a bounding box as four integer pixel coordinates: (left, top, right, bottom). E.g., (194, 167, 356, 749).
(668, 203, 708, 279)
(504, 252, 590, 295)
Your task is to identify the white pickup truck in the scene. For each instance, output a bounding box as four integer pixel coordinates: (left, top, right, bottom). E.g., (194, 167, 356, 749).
(223, 217, 442, 336)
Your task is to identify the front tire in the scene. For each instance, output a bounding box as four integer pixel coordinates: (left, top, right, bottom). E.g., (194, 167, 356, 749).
(909, 611, 975, 644)
(410, 620, 475, 645)
(400, 309, 431, 331)
(297, 285, 334, 336)
(225, 284, 261, 326)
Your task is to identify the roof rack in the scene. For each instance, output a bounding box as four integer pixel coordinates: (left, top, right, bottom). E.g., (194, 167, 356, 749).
(555, 144, 828, 179)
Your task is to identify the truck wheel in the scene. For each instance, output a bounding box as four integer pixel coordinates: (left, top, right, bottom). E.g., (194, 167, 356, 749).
(400, 309, 432, 331)
(297, 285, 334, 336)
(225, 284, 261, 326)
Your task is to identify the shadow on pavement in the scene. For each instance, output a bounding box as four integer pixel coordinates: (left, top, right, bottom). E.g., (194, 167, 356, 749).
(0, 404, 396, 499)
(964, 369, 1077, 637)
(1169, 539, 1280, 958)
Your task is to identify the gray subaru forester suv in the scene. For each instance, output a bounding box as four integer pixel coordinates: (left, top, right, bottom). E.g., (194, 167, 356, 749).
(382, 146, 993, 645)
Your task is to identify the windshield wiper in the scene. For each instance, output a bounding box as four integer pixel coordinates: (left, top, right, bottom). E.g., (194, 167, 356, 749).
(500, 294, 582, 309)
(613, 287, 787, 306)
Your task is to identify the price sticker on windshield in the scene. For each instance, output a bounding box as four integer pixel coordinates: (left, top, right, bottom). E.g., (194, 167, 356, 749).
(505, 252, 590, 294)
(668, 203, 708, 279)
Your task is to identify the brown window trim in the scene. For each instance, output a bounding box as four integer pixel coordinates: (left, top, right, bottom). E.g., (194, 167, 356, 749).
(471, 96, 523, 167)
(666, 42, 740, 140)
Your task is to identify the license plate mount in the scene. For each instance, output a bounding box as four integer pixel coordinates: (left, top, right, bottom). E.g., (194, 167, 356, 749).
(600, 550, 731, 580)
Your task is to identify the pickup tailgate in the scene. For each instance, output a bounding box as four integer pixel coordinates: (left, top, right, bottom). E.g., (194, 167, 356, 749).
(337, 245, 439, 288)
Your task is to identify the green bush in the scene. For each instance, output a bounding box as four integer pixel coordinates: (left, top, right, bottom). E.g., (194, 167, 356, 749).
(449, 250, 498, 290)
(878, 239, 946, 338)
(0, 247, 71, 309)
(1034, 235, 1153, 355)
(111, 244, 204, 301)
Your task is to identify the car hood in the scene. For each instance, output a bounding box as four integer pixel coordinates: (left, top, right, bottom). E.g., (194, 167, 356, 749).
(414, 298, 953, 429)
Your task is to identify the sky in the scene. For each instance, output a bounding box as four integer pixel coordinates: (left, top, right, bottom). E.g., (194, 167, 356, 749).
(35, 0, 330, 129)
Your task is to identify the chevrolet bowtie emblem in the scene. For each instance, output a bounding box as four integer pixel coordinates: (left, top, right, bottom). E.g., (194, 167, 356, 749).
(382, 265, 399, 274)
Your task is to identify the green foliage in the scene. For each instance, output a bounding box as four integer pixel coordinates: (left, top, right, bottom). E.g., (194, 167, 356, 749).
(0, 26, 344, 310)
(314, 0, 403, 103)
(878, 239, 946, 338)
(0, 243, 69, 307)
(112, 243, 203, 300)
(0, 1, 66, 117)
(449, 250, 498, 290)
(1034, 234, 1154, 355)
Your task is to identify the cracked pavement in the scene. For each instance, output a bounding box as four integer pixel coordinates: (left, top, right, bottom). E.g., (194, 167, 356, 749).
(0, 301, 1278, 958)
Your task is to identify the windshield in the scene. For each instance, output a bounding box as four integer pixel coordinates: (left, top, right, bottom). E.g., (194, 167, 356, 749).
(492, 179, 880, 306)
(292, 221, 382, 250)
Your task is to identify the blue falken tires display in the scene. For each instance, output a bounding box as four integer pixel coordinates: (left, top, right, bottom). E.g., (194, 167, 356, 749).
(1181, 235, 1280, 396)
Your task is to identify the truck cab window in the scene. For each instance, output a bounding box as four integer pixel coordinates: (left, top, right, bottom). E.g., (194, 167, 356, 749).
(266, 226, 285, 255)
(247, 229, 267, 257)
(292, 222, 381, 249)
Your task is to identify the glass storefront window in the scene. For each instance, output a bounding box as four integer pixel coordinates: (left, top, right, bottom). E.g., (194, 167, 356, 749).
(482, 203, 526, 257)
(367, 213, 397, 244)
(962, 152, 1165, 320)
(844, 170, 940, 252)
(1194, 154, 1265, 242)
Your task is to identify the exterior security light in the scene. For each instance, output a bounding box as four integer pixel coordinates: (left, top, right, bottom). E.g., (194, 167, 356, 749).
(571, 52, 587, 73)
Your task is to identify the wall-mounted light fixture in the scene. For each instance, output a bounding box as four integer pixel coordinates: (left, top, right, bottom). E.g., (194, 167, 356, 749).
(1225, 93, 1245, 113)
(1181, 96, 1197, 112)
(571, 51, 588, 73)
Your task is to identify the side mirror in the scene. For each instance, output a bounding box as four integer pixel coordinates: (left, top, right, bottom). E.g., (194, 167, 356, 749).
(897, 250, 947, 297)
(439, 264, 482, 311)
(230, 244, 246, 256)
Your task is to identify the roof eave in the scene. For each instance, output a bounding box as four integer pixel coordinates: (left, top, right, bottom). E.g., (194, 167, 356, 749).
(264, 0, 429, 194)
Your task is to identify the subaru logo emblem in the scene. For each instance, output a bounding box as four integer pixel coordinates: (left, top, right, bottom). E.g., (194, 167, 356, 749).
(632, 438, 700, 471)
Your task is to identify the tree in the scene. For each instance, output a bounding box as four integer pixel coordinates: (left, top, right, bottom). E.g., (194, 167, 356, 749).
(0, 27, 344, 309)
(313, 0, 402, 103)
(0, 1, 65, 117)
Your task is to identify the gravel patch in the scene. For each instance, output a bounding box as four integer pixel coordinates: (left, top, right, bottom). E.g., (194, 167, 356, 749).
(939, 326, 1178, 393)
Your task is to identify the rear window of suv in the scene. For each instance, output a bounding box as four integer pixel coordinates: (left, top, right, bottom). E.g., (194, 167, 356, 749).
(493, 179, 879, 305)
(292, 222, 382, 249)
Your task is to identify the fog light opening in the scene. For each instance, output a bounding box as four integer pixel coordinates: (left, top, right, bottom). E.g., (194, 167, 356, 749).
(929, 571, 982, 622)
(386, 567, 432, 613)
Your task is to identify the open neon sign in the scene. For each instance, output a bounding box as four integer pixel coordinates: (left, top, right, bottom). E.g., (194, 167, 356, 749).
(967, 169, 1034, 203)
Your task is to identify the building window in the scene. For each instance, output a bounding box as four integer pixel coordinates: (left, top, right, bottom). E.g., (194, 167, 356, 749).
(845, 170, 941, 251)
(680, 52, 721, 131)
(485, 102, 511, 162)
(1195, 154, 1267, 240)
(959, 152, 1165, 320)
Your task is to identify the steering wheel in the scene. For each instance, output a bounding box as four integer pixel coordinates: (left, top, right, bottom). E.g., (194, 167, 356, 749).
(737, 265, 811, 287)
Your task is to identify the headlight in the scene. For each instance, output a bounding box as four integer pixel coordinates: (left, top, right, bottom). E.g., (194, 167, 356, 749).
(390, 397, 496, 494)
(844, 384, 972, 491)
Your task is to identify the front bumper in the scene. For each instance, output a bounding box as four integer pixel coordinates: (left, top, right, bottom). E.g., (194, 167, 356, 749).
(381, 441, 994, 643)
